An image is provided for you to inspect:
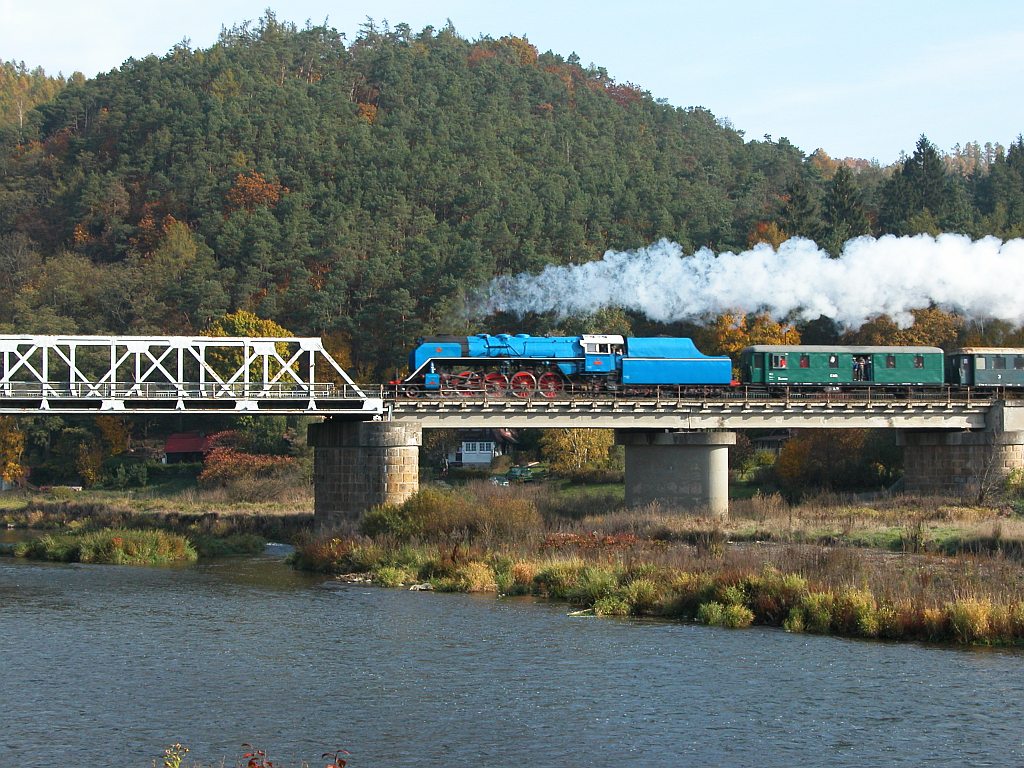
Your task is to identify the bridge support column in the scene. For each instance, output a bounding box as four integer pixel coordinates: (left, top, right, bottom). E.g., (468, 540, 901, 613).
(308, 419, 421, 529)
(898, 430, 1024, 499)
(616, 431, 735, 517)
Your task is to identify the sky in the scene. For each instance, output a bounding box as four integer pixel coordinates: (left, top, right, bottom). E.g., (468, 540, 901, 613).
(2, 0, 1023, 165)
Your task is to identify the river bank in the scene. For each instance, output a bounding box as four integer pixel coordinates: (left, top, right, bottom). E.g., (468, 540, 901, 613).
(6, 480, 1024, 646)
(292, 482, 1024, 647)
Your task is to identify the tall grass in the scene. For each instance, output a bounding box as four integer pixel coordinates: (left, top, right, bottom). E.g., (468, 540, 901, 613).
(15, 528, 197, 565)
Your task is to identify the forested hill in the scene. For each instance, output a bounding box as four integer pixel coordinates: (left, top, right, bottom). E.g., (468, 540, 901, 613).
(1, 14, 1023, 377)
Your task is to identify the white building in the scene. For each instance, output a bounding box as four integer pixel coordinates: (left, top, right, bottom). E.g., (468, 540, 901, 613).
(445, 429, 516, 468)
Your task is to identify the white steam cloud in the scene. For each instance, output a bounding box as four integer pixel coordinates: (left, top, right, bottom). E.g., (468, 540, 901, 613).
(485, 234, 1024, 328)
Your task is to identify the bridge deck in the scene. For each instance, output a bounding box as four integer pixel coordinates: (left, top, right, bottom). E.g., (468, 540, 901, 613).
(385, 387, 996, 429)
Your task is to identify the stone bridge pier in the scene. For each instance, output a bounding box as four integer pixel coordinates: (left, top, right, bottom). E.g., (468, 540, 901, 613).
(899, 401, 1024, 499)
(308, 419, 422, 529)
(616, 430, 735, 518)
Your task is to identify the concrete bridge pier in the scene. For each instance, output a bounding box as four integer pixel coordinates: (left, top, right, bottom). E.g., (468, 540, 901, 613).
(308, 419, 421, 529)
(616, 430, 735, 518)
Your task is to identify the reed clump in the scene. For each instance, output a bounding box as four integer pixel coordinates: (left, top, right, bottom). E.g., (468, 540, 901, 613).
(14, 527, 197, 565)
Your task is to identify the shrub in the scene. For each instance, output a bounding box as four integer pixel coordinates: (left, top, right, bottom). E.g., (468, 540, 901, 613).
(289, 535, 374, 574)
(594, 595, 631, 616)
(833, 587, 880, 637)
(493, 556, 536, 595)
(696, 601, 726, 626)
(801, 592, 835, 634)
(946, 597, 993, 644)
(698, 600, 752, 627)
(746, 568, 808, 624)
(722, 603, 755, 628)
(715, 583, 747, 607)
(453, 561, 497, 592)
(374, 565, 415, 588)
(782, 606, 806, 633)
(623, 577, 662, 615)
(533, 558, 586, 600)
(666, 572, 717, 619)
(190, 533, 265, 557)
(566, 565, 621, 606)
(197, 433, 296, 488)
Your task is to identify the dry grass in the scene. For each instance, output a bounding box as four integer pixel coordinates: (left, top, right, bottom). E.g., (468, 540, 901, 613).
(295, 484, 1024, 645)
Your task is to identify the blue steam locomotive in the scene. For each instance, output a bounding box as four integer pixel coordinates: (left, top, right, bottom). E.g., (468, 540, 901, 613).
(402, 333, 733, 397)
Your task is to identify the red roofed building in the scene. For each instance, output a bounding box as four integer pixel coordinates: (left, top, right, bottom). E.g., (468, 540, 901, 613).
(163, 432, 213, 464)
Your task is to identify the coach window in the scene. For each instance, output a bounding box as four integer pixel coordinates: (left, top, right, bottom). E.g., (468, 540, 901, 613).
(886, 355, 897, 369)
(771, 354, 788, 369)
(828, 354, 839, 368)
(995, 356, 1007, 370)
(976, 357, 986, 370)
(799, 354, 810, 368)
(1016, 356, 1024, 370)
(913, 355, 924, 369)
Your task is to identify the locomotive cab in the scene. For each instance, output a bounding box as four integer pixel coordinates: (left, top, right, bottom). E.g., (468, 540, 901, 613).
(581, 334, 624, 374)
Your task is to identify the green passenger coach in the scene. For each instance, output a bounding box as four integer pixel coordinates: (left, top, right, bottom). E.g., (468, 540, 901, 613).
(740, 345, 946, 387)
(947, 348, 1024, 388)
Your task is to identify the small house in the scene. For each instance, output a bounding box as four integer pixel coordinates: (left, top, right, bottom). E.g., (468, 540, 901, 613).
(446, 428, 517, 468)
(163, 432, 213, 464)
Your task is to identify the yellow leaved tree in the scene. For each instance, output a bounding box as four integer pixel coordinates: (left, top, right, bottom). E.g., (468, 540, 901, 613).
(202, 310, 293, 381)
(0, 416, 27, 485)
(540, 428, 615, 477)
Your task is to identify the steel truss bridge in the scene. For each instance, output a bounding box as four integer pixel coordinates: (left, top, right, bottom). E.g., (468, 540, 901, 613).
(0, 335, 384, 415)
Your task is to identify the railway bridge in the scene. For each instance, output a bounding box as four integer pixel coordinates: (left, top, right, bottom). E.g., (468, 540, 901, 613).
(310, 387, 1024, 527)
(3, 335, 1023, 526)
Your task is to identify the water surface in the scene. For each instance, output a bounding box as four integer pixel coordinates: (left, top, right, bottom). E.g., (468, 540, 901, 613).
(1, 554, 1022, 767)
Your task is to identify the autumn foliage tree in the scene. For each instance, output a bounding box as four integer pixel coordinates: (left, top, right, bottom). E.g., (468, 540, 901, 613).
(0, 416, 27, 484)
(197, 430, 295, 487)
(774, 429, 900, 496)
(842, 307, 962, 347)
(707, 311, 801, 358)
(540, 428, 616, 478)
(225, 171, 287, 212)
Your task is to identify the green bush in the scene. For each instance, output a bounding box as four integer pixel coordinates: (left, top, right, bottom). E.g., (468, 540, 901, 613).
(623, 577, 662, 615)
(533, 558, 586, 599)
(374, 565, 415, 588)
(593, 595, 631, 616)
(566, 565, 621, 606)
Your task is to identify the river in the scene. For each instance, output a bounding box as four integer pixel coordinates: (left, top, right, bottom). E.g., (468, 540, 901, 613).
(1, 550, 1022, 767)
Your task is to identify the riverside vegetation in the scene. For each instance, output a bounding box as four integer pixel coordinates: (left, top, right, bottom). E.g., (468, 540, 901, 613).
(0, 482, 314, 563)
(292, 480, 1024, 647)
